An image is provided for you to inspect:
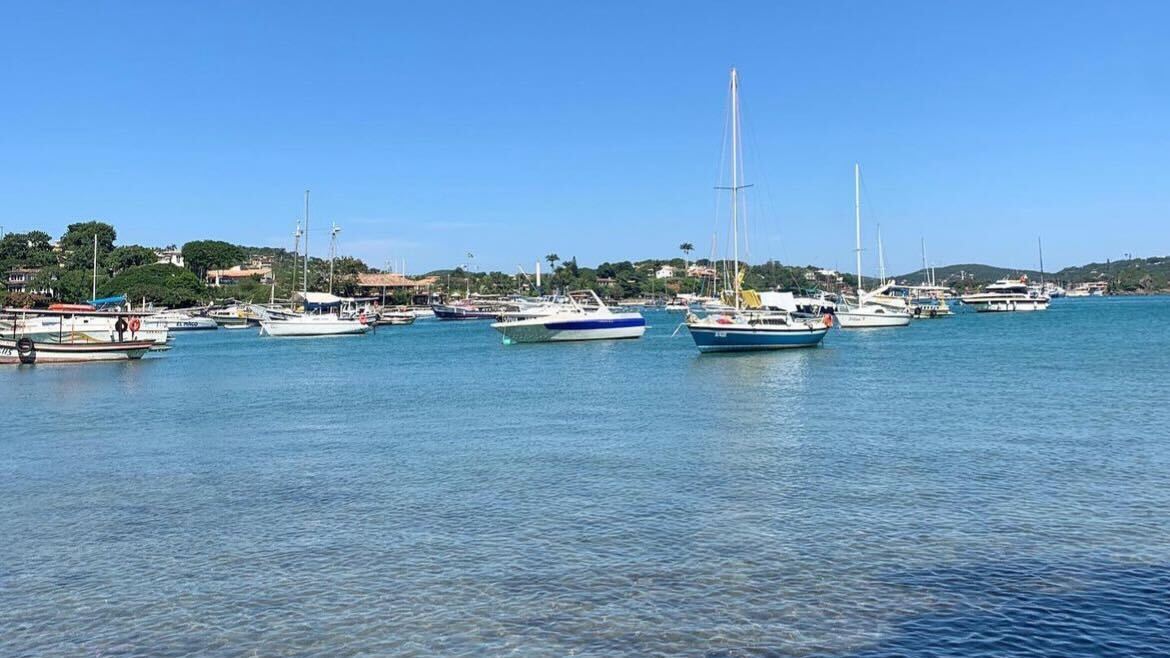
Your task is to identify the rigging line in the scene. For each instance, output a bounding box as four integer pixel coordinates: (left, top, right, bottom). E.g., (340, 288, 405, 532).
(712, 84, 732, 282)
(741, 112, 780, 265)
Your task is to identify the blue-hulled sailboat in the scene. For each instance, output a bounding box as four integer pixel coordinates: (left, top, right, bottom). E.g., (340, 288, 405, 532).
(685, 69, 832, 352)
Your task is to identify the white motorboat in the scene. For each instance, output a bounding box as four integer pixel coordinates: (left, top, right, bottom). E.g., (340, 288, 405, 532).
(145, 310, 218, 331)
(0, 335, 154, 364)
(491, 290, 646, 343)
(960, 277, 1050, 312)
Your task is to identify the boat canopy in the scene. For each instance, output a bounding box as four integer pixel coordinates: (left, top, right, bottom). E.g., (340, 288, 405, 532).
(88, 295, 128, 308)
(295, 292, 343, 305)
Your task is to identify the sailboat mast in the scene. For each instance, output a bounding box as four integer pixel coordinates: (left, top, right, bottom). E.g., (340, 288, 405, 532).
(302, 190, 310, 294)
(854, 163, 863, 297)
(877, 224, 886, 286)
(921, 237, 928, 285)
(1038, 236, 1045, 286)
(91, 233, 98, 301)
(730, 68, 740, 311)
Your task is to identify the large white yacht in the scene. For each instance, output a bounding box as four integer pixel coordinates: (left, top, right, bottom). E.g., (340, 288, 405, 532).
(960, 277, 1050, 312)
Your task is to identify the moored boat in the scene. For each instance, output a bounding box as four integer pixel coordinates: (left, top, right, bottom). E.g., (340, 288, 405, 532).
(683, 69, 831, 352)
(960, 277, 1050, 312)
(835, 164, 911, 329)
(492, 290, 646, 343)
(0, 336, 153, 364)
(145, 310, 219, 331)
(431, 301, 500, 320)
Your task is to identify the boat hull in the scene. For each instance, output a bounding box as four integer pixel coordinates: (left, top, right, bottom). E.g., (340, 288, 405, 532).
(0, 338, 153, 364)
(961, 299, 1049, 312)
(431, 304, 497, 321)
(687, 323, 828, 352)
(492, 315, 646, 343)
(259, 319, 370, 336)
(836, 311, 912, 328)
(153, 317, 218, 331)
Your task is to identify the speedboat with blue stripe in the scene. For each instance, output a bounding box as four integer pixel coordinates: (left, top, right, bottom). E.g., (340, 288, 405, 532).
(491, 290, 646, 344)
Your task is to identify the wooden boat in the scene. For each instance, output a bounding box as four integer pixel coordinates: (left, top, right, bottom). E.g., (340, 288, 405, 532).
(0, 336, 153, 364)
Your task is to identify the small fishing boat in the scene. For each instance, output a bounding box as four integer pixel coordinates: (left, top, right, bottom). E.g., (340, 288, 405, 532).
(375, 307, 417, 325)
(492, 290, 646, 343)
(0, 336, 154, 364)
(3, 306, 171, 346)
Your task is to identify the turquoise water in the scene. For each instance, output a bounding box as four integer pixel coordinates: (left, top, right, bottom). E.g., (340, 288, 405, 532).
(2, 297, 1169, 656)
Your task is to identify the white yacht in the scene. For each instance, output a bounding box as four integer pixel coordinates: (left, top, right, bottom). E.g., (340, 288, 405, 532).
(960, 277, 1050, 312)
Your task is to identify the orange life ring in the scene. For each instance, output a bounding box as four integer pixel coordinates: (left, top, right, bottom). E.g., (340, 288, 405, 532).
(358, 312, 368, 325)
(822, 314, 833, 328)
(128, 317, 141, 332)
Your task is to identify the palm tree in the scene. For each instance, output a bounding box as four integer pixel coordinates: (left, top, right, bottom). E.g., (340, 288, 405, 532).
(680, 242, 695, 292)
(545, 253, 560, 271)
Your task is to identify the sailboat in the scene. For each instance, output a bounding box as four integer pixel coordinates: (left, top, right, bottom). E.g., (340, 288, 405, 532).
(835, 164, 912, 329)
(684, 69, 832, 352)
(257, 191, 370, 337)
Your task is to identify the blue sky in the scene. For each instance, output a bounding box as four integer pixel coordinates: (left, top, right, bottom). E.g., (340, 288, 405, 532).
(2, 1, 1167, 275)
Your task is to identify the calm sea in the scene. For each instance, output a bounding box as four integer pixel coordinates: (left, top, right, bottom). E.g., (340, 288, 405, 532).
(2, 297, 1168, 657)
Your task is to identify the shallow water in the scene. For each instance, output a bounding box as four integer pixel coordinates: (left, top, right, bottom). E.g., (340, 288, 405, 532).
(2, 297, 1169, 656)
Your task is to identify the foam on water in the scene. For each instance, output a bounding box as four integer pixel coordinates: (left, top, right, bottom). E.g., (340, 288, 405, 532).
(2, 297, 1169, 656)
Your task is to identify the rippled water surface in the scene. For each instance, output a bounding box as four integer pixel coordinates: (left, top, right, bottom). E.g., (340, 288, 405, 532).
(3, 297, 1169, 656)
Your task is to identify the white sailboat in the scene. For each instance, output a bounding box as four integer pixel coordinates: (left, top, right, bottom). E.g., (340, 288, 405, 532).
(257, 191, 370, 337)
(836, 164, 912, 329)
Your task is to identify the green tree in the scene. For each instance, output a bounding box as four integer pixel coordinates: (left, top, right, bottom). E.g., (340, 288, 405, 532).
(545, 253, 560, 272)
(100, 264, 206, 307)
(33, 266, 106, 302)
(181, 240, 245, 278)
(105, 245, 157, 274)
(0, 230, 57, 271)
(60, 221, 117, 271)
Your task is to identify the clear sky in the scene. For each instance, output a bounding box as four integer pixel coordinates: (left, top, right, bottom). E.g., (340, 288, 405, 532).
(2, 1, 1167, 276)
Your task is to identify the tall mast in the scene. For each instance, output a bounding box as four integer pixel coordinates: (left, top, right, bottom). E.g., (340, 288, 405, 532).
(877, 224, 886, 286)
(91, 233, 98, 301)
(302, 190, 310, 293)
(1038, 236, 1045, 286)
(730, 68, 740, 311)
(854, 163, 863, 298)
(292, 221, 302, 296)
(921, 237, 928, 285)
(328, 222, 341, 294)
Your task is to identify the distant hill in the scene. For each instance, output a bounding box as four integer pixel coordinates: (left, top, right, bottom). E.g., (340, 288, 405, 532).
(895, 256, 1170, 293)
(894, 263, 1044, 286)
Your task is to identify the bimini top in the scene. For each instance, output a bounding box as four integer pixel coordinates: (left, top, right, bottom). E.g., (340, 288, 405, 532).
(88, 295, 128, 308)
